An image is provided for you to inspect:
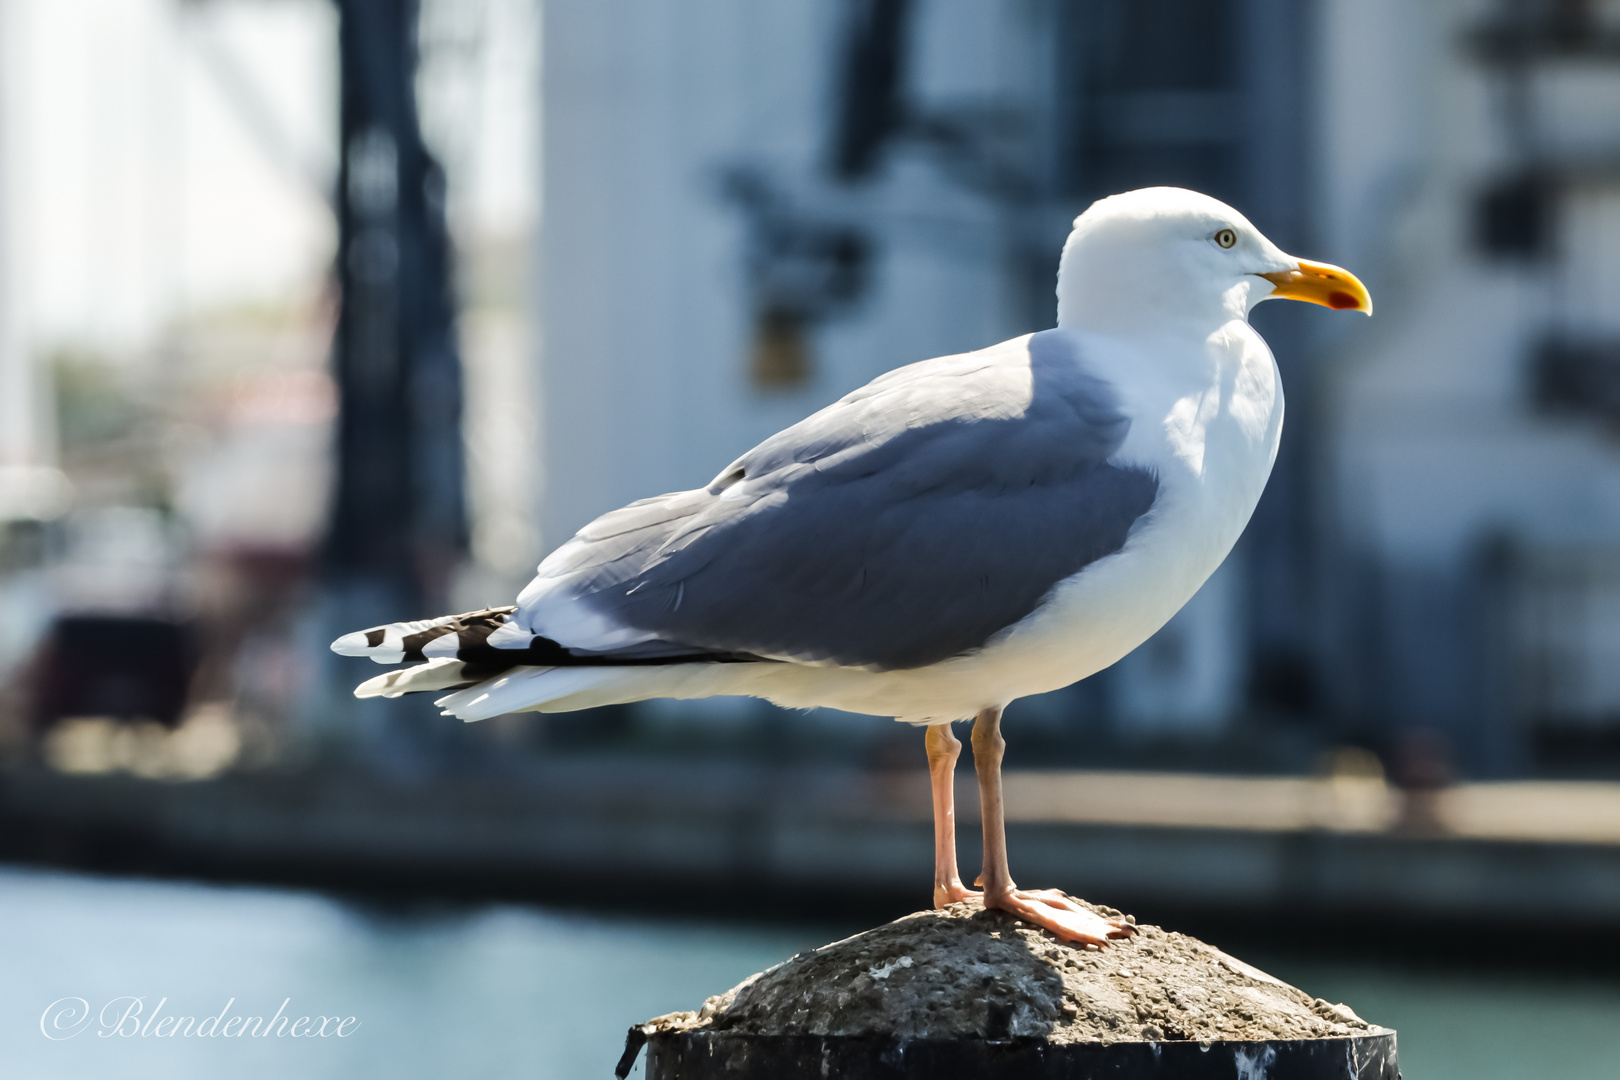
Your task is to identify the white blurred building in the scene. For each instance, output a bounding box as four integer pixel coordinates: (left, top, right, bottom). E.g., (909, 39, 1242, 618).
(532, 0, 1620, 771)
(1321, 0, 1620, 768)
(533, 0, 1307, 743)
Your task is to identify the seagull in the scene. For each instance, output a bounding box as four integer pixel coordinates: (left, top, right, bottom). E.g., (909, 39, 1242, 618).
(332, 187, 1370, 945)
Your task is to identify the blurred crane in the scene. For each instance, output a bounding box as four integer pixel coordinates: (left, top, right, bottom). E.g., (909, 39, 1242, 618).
(323, 0, 466, 621)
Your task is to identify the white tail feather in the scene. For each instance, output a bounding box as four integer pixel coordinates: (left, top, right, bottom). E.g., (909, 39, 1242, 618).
(433, 663, 769, 722)
(355, 658, 472, 699)
(435, 666, 570, 721)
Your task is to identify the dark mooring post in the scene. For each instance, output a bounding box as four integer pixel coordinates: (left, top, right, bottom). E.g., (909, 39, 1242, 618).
(324, 0, 465, 621)
(616, 902, 1399, 1080)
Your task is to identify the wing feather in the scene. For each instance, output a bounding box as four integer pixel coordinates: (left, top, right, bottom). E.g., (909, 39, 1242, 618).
(514, 330, 1159, 670)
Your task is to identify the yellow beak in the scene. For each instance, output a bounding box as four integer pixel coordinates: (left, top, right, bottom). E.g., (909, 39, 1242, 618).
(1257, 259, 1372, 315)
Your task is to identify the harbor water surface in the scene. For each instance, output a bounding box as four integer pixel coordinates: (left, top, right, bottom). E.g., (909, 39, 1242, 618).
(1, 867, 1613, 1079)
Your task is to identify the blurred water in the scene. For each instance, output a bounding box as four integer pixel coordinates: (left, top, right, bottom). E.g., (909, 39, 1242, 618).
(0, 867, 823, 1080)
(1259, 953, 1620, 1080)
(0, 866, 1613, 1080)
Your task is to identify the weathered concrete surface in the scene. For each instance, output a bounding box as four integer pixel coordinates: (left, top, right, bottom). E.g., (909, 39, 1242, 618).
(641, 898, 1377, 1044)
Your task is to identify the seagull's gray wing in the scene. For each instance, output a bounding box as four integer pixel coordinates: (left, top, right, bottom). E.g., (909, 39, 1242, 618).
(519, 330, 1160, 671)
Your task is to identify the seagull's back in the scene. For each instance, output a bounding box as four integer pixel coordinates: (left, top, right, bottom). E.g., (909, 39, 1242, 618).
(514, 330, 1162, 671)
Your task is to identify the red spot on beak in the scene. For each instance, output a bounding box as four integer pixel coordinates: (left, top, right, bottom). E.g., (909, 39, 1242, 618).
(1327, 291, 1360, 310)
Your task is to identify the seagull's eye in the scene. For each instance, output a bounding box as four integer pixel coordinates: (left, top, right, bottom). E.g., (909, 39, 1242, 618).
(1214, 228, 1237, 249)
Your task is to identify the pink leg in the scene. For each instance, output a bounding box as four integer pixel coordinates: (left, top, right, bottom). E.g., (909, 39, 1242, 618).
(927, 723, 978, 908)
(972, 706, 1135, 946)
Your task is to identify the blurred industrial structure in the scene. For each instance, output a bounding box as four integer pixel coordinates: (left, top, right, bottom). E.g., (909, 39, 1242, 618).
(325, 0, 466, 621)
(3, 0, 1620, 940)
(0, 0, 535, 768)
(538, 0, 1312, 750)
(536, 0, 1620, 778)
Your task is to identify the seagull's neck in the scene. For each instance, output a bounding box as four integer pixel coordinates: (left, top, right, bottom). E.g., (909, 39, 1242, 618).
(1056, 279, 1255, 339)
(1059, 316, 1281, 482)
(1060, 319, 1240, 389)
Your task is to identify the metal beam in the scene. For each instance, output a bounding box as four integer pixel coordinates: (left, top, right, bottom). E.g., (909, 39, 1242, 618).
(324, 0, 465, 617)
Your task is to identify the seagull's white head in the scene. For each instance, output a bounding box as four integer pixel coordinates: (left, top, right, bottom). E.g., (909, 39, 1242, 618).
(1055, 187, 1371, 336)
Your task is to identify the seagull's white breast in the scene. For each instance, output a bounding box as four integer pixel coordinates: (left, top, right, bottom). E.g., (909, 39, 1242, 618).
(1024, 318, 1284, 664)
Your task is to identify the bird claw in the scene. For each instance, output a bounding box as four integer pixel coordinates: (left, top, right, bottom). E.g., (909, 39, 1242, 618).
(984, 888, 1136, 947)
(934, 882, 982, 908)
